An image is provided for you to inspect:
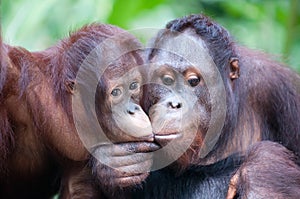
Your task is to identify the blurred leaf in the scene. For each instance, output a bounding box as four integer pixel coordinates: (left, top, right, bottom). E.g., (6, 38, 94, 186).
(1, 0, 299, 71)
(107, 0, 166, 28)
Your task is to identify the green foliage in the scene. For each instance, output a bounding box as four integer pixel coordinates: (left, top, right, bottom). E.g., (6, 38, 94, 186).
(1, 0, 300, 71)
(107, 0, 167, 28)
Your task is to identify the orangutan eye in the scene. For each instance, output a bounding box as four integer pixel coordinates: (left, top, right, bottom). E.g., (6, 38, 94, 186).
(111, 88, 122, 97)
(162, 74, 175, 86)
(187, 75, 200, 87)
(129, 82, 139, 90)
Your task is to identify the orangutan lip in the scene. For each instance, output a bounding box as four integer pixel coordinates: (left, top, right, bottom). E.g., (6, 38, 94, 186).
(138, 134, 154, 142)
(154, 133, 182, 140)
(127, 172, 148, 178)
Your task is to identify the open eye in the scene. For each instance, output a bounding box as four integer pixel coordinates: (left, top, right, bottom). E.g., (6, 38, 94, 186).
(129, 82, 139, 90)
(111, 88, 122, 97)
(162, 74, 175, 86)
(187, 75, 200, 87)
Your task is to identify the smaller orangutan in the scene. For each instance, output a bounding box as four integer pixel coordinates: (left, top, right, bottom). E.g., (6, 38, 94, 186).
(60, 49, 160, 198)
(0, 24, 158, 199)
(227, 141, 300, 199)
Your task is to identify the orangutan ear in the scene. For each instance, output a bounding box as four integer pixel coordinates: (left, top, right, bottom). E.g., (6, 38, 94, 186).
(229, 57, 240, 80)
(65, 79, 76, 94)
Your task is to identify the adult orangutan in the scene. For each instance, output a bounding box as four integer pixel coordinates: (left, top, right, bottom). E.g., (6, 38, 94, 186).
(126, 14, 300, 198)
(0, 24, 158, 199)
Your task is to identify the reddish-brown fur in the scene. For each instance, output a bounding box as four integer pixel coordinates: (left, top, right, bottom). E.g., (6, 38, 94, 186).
(0, 24, 147, 199)
(227, 141, 300, 199)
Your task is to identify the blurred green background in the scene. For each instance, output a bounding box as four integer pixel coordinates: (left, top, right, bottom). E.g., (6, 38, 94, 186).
(1, 0, 300, 71)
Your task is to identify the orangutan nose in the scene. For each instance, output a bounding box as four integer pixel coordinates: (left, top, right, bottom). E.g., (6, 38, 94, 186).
(127, 103, 141, 115)
(168, 101, 182, 109)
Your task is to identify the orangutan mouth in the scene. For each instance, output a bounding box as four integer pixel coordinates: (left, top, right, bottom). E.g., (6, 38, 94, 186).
(154, 132, 182, 146)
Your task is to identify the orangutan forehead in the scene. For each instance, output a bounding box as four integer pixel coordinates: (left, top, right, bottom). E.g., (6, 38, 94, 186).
(103, 52, 142, 79)
(148, 28, 216, 74)
(105, 68, 142, 89)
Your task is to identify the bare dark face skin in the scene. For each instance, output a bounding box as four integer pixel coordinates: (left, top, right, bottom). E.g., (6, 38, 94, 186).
(143, 48, 212, 168)
(142, 27, 230, 168)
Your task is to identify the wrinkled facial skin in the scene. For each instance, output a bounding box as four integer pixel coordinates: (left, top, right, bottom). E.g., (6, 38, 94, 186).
(143, 50, 211, 166)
